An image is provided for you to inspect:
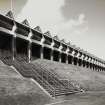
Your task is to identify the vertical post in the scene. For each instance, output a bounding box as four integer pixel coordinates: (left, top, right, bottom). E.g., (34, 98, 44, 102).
(10, 0, 13, 12)
(28, 42, 31, 63)
(51, 49, 53, 61)
(66, 54, 68, 64)
(12, 36, 14, 61)
(41, 46, 44, 59)
(12, 36, 16, 61)
(70, 55, 73, 65)
(59, 52, 61, 63)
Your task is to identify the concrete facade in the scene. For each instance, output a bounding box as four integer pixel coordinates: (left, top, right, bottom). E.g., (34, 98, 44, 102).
(0, 11, 105, 71)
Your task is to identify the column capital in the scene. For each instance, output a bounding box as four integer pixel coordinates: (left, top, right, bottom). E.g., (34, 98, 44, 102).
(10, 24, 17, 37)
(51, 40, 55, 49)
(28, 29, 33, 39)
(59, 44, 63, 52)
(80, 54, 85, 60)
(66, 47, 70, 54)
(40, 36, 45, 45)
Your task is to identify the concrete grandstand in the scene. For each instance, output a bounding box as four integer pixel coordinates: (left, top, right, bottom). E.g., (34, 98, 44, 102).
(0, 11, 105, 104)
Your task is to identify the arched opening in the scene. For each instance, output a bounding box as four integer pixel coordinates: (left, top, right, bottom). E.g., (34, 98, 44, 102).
(61, 53, 67, 63)
(31, 43, 41, 60)
(53, 50, 59, 62)
(16, 37, 29, 62)
(43, 47, 51, 60)
(68, 55, 73, 64)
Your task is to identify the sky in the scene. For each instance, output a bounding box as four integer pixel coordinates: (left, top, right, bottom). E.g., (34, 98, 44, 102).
(0, 0, 105, 60)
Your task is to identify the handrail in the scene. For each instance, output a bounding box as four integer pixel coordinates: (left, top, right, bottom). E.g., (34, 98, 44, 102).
(32, 62, 64, 86)
(13, 57, 55, 95)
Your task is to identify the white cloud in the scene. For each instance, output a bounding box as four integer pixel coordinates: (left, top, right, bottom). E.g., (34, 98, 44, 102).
(16, 0, 64, 32)
(16, 2, 89, 49)
(16, 1, 88, 39)
(53, 13, 88, 39)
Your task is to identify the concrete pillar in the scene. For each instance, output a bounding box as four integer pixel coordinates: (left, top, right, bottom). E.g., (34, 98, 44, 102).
(94, 60, 97, 70)
(77, 52, 82, 67)
(12, 36, 16, 61)
(51, 39, 55, 61)
(40, 44, 44, 60)
(59, 52, 61, 63)
(66, 47, 69, 64)
(83, 55, 86, 67)
(91, 58, 94, 70)
(11, 24, 17, 61)
(89, 57, 92, 69)
(66, 54, 68, 64)
(96, 60, 99, 71)
(40, 35, 45, 59)
(28, 42, 31, 63)
(75, 51, 80, 66)
(71, 50, 76, 65)
(80, 54, 84, 67)
(51, 49, 53, 61)
(58, 43, 63, 63)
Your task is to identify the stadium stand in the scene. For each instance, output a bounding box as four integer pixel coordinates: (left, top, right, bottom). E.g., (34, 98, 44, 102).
(0, 60, 51, 105)
(32, 59, 105, 91)
(0, 12, 105, 98)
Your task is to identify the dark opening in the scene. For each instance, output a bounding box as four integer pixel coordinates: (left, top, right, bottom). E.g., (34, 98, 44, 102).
(31, 43, 41, 60)
(0, 15, 14, 30)
(31, 30, 42, 41)
(73, 57, 78, 65)
(92, 64, 95, 70)
(90, 63, 92, 69)
(78, 59, 82, 66)
(16, 37, 29, 60)
(86, 61, 89, 68)
(44, 36, 52, 45)
(61, 53, 66, 63)
(0, 32, 12, 51)
(53, 40, 60, 48)
(0, 32, 13, 64)
(68, 55, 73, 64)
(53, 50, 59, 61)
(83, 60, 86, 67)
(95, 65, 98, 70)
(43, 47, 51, 60)
(15, 23, 29, 37)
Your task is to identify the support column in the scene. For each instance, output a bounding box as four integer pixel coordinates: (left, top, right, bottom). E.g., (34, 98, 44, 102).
(12, 36, 16, 61)
(51, 40, 55, 61)
(41, 46, 44, 59)
(77, 52, 80, 66)
(40, 35, 45, 59)
(11, 24, 17, 61)
(83, 54, 86, 67)
(28, 42, 31, 63)
(80, 53, 84, 67)
(59, 52, 61, 63)
(66, 47, 70, 64)
(58, 43, 62, 63)
(66, 54, 68, 64)
(51, 49, 53, 61)
(71, 50, 75, 65)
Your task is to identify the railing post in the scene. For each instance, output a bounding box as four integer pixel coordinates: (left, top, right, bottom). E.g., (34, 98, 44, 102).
(41, 46, 44, 59)
(42, 71, 43, 84)
(68, 80, 69, 89)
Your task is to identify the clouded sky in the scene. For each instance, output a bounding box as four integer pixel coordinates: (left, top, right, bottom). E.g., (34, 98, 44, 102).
(0, 0, 105, 60)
